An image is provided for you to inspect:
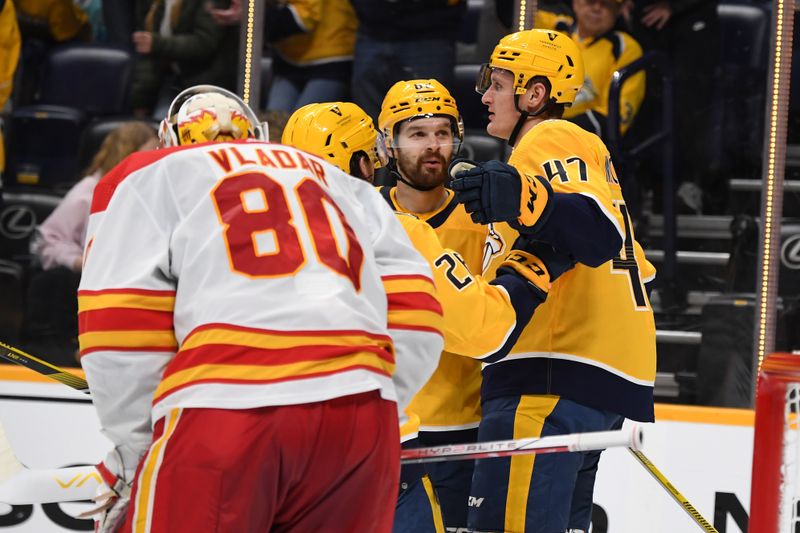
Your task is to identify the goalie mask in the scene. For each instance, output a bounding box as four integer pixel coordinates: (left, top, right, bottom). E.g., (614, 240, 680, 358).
(159, 85, 268, 147)
(282, 102, 388, 178)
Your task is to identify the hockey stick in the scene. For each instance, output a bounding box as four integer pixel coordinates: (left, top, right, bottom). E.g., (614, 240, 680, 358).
(400, 425, 643, 464)
(0, 422, 99, 504)
(0, 341, 90, 394)
(628, 448, 719, 533)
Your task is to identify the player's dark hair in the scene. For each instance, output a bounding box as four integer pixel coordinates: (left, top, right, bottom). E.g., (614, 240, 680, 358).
(349, 151, 369, 180)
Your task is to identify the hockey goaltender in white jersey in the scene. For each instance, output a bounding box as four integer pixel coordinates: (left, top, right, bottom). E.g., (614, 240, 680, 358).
(77, 85, 443, 533)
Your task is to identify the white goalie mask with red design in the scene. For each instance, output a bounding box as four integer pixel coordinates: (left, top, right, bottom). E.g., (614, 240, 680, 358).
(158, 85, 268, 147)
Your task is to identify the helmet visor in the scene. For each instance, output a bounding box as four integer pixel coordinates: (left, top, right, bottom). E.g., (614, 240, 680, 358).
(476, 63, 493, 95)
(373, 131, 390, 168)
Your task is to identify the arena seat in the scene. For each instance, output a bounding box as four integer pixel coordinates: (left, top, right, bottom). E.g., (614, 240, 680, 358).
(453, 64, 488, 130)
(712, 1, 770, 178)
(39, 43, 132, 116)
(460, 132, 506, 162)
(7, 105, 87, 192)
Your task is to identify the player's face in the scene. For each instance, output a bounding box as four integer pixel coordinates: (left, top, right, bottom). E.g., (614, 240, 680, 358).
(481, 69, 519, 141)
(573, 0, 619, 37)
(393, 117, 455, 189)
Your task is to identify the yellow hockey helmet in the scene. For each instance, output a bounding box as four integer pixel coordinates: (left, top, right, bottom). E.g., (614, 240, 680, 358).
(159, 85, 267, 147)
(378, 79, 464, 150)
(477, 29, 584, 106)
(282, 102, 388, 174)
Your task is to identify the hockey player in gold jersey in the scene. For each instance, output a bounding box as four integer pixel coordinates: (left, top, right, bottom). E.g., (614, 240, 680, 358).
(378, 79, 487, 532)
(283, 100, 575, 533)
(450, 30, 657, 533)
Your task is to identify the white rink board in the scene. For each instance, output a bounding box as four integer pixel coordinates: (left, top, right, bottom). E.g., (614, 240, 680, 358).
(0, 377, 753, 532)
(594, 419, 751, 533)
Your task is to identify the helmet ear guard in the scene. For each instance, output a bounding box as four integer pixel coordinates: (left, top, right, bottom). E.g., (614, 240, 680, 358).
(158, 85, 268, 147)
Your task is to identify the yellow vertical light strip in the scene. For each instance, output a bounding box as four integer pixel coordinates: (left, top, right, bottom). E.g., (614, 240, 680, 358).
(514, 0, 537, 31)
(241, 0, 256, 105)
(756, 0, 793, 372)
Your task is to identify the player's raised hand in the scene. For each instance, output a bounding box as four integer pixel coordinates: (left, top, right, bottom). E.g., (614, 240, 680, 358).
(449, 159, 554, 230)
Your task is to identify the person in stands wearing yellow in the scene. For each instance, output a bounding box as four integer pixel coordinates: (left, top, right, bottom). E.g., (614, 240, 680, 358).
(450, 29, 656, 533)
(0, 0, 20, 193)
(537, 0, 645, 138)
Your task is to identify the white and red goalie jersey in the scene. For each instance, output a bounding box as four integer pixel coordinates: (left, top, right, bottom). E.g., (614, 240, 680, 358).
(78, 141, 443, 465)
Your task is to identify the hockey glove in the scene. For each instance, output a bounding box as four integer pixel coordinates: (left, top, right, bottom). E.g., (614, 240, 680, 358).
(79, 449, 134, 533)
(496, 238, 575, 302)
(449, 159, 554, 230)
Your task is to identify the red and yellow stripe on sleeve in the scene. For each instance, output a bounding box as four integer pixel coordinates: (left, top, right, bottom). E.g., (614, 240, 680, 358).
(78, 289, 178, 357)
(382, 274, 443, 337)
(152, 324, 395, 404)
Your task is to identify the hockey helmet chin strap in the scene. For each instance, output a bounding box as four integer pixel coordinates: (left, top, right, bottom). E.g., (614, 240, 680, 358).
(508, 93, 555, 147)
(392, 168, 443, 192)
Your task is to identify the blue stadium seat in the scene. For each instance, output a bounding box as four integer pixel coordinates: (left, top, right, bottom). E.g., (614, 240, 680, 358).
(461, 133, 505, 162)
(718, 1, 769, 68)
(7, 105, 88, 191)
(458, 0, 483, 44)
(712, 1, 770, 174)
(453, 64, 488, 130)
(39, 43, 132, 116)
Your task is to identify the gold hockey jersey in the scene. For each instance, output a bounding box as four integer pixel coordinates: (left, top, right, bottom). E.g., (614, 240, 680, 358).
(380, 187, 487, 439)
(482, 120, 657, 422)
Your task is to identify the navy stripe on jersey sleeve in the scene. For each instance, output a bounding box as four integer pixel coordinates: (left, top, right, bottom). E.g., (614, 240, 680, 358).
(519, 192, 622, 267)
(480, 274, 542, 363)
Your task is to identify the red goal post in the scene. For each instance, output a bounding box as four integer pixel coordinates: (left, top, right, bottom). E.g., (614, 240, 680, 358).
(750, 353, 800, 533)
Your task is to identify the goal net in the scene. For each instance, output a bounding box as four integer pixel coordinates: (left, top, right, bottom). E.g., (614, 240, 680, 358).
(750, 353, 800, 533)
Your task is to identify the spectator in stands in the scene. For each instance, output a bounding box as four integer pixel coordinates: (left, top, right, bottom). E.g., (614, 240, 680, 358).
(551, 0, 645, 138)
(349, 0, 466, 122)
(258, 108, 291, 142)
(0, 0, 20, 200)
(75, 0, 105, 41)
(24, 122, 157, 366)
(209, 0, 355, 113)
(129, 0, 236, 117)
(34, 121, 157, 271)
(15, 0, 91, 42)
(0, 0, 20, 110)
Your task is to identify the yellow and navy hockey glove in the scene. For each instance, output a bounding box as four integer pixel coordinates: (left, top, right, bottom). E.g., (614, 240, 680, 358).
(449, 159, 554, 230)
(496, 238, 575, 302)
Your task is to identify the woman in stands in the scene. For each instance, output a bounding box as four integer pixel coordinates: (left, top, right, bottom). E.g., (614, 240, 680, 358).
(24, 121, 157, 366)
(34, 122, 157, 272)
